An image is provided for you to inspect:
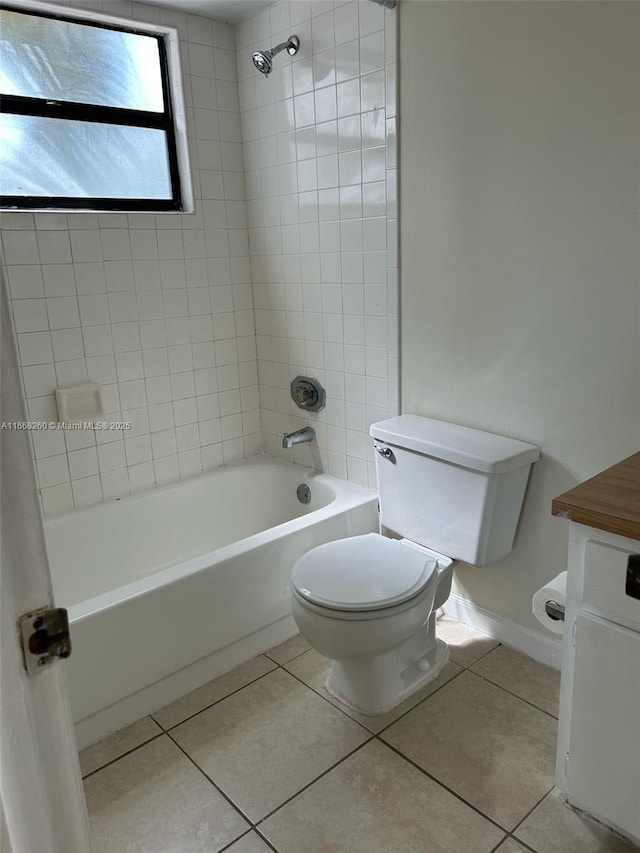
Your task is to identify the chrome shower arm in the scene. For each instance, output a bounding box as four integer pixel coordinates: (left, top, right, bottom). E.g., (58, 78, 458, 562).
(271, 37, 299, 58)
(252, 35, 300, 77)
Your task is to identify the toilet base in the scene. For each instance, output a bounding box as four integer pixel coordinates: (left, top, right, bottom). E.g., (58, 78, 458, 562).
(325, 638, 450, 717)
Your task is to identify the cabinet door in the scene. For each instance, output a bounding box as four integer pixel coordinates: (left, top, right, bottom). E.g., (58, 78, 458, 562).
(584, 540, 640, 631)
(567, 612, 640, 840)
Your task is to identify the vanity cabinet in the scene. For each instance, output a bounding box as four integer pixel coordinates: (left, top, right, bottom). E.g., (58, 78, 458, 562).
(553, 454, 640, 846)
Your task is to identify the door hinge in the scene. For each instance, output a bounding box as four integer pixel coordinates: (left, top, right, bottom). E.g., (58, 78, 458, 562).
(19, 606, 71, 675)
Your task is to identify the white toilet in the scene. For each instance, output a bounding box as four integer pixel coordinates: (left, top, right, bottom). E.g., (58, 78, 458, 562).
(291, 415, 540, 715)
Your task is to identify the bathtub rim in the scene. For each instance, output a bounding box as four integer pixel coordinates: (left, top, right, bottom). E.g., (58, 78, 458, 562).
(55, 457, 377, 622)
(43, 452, 335, 522)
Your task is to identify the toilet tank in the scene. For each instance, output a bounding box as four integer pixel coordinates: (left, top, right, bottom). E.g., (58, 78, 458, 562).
(370, 415, 540, 566)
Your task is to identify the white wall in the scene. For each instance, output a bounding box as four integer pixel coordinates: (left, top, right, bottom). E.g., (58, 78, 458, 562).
(235, 0, 399, 487)
(401, 1, 640, 631)
(1, 1, 260, 515)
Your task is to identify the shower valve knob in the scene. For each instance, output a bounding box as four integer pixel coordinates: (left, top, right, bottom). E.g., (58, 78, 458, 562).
(290, 376, 325, 412)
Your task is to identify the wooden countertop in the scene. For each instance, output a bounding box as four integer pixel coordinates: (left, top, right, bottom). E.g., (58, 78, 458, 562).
(552, 452, 640, 541)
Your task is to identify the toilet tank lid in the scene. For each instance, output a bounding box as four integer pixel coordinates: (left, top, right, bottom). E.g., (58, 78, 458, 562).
(370, 415, 540, 474)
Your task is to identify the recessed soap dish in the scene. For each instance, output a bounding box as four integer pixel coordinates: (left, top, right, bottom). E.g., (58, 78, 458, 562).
(55, 383, 104, 424)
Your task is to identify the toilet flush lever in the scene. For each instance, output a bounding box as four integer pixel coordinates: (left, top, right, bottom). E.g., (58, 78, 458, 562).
(376, 445, 394, 460)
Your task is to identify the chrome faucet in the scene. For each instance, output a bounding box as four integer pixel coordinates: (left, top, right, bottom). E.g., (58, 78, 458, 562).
(282, 426, 315, 449)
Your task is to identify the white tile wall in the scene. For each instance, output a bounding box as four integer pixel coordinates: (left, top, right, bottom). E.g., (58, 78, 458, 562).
(2, 1, 261, 516)
(2, 0, 399, 516)
(235, 0, 399, 487)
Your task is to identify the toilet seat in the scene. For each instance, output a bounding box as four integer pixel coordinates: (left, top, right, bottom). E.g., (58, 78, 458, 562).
(291, 533, 439, 612)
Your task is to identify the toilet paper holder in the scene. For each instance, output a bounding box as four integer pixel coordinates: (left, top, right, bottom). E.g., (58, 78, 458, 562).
(544, 600, 565, 622)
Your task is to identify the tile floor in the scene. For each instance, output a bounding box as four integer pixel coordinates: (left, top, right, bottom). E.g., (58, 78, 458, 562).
(80, 617, 638, 853)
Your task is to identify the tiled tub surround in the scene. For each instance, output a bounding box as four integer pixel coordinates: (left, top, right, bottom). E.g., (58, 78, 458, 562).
(2, 0, 400, 515)
(235, 0, 399, 488)
(1, 1, 260, 516)
(78, 618, 637, 853)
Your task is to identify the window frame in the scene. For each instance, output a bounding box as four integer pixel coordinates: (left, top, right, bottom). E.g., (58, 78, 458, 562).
(0, 1, 194, 213)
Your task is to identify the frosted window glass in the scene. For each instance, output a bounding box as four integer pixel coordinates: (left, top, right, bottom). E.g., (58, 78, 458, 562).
(0, 9, 164, 112)
(0, 114, 172, 199)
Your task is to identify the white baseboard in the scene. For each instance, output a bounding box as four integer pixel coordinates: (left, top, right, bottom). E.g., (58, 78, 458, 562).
(442, 593, 562, 670)
(74, 615, 297, 751)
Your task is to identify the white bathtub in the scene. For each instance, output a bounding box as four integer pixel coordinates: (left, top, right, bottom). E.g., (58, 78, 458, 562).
(44, 457, 378, 748)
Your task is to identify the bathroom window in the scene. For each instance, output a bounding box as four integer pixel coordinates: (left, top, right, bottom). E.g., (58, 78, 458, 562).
(0, 4, 193, 212)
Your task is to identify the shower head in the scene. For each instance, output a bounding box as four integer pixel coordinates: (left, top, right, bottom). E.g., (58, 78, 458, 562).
(252, 35, 300, 77)
(252, 48, 273, 76)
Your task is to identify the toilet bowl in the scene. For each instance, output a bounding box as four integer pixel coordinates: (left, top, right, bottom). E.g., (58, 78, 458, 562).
(291, 533, 454, 714)
(289, 414, 540, 716)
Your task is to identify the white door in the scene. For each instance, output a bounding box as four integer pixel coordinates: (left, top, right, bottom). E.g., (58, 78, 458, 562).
(1, 273, 90, 852)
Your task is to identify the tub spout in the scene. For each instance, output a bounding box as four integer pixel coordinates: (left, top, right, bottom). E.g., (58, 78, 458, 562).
(282, 426, 315, 448)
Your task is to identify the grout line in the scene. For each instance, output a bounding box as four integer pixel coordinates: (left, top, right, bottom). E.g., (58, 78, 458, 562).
(264, 645, 311, 667)
(85, 656, 280, 779)
(509, 785, 555, 837)
(276, 657, 515, 836)
(378, 739, 510, 836)
(252, 826, 281, 853)
(488, 836, 511, 853)
(155, 664, 278, 733)
(505, 836, 539, 853)
(450, 637, 561, 720)
(84, 653, 318, 779)
(83, 635, 560, 853)
(216, 829, 255, 853)
(281, 667, 374, 733)
(487, 786, 556, 853)
(280, 649, 556, 844)
(165, 729, 256, 828)
(466, 670, 559, 721)
(452, 641, 502, 671)
(374, 665, 467, 737)
(282, 652, 466, 738)
(83, 699, 548, 853)
(255, 737, 376, 825)
(280, 643, 549, 751)
(217, 828, 280, 853)
(487, 829, 540, 853)
(81, 730, 165, 780)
